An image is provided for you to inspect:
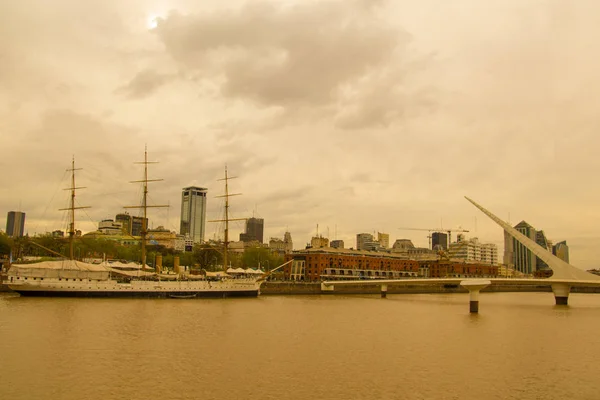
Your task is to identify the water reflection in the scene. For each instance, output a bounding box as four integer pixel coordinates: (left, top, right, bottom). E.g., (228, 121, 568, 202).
(1, 292, 600, 400)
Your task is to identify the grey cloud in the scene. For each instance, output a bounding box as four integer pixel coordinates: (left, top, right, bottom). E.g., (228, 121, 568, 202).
(116, 70, 176, 99)
(153, 1, 425, 128)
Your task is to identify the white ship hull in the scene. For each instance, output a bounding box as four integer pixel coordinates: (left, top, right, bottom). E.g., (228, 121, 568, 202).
(6, 276, 262, 298)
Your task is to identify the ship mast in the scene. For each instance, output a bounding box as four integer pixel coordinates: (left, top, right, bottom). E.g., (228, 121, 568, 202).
(210, 167, 244, 272)
(59, 157, 90, 260)
(124, 147, 168, 270)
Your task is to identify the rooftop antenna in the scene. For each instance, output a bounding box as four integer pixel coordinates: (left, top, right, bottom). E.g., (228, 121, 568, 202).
(316, 224, 319, 237)
(327, 226, 330, 239)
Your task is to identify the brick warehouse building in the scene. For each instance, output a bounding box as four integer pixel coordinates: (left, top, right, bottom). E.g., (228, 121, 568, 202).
(419, 260, 498, 278)
(284, 248, 420, 281)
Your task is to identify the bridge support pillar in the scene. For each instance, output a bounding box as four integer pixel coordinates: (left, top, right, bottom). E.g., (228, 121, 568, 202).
(381, 284, 388, 298)
(460, 280, 491, 313)
(551, 283, 570, 305)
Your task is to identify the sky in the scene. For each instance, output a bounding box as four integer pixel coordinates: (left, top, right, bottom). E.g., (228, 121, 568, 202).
(1, 0, 600, 269)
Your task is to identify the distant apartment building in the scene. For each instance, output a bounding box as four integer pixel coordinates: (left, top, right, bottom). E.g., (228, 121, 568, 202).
(448, 237, 498, 265)
(184, 236, 194, 252)
(377, 232, 389, 249)
(147, 226, 180, 249)
(180, 186, 207, 243)
(330, 240, 344, 249)
(356, 233, 373, 250)
(480, 243, 498, 265)
(431, 232, 448, 250)
(240, 217, 264, 243)
(362, 240, 381, 251)
(6, 211, 25, 237)
(98, 219, 124, 235)
(310, 235, 329, 249)
(269, 232, 293, 254)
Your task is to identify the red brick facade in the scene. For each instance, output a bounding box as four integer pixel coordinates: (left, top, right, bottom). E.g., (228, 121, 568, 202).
(419, 260, 498, 278)
(284, 250, 420, 282)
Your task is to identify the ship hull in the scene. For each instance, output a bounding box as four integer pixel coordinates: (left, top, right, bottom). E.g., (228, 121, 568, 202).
(11, 289, 259, 298)
(6, 276, 262, 299)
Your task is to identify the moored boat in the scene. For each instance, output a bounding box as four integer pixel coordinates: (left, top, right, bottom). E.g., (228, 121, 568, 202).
(5, 153, 265, 298)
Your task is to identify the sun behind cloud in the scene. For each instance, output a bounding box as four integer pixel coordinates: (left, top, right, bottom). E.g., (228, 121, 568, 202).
(146, 14, 160, 30)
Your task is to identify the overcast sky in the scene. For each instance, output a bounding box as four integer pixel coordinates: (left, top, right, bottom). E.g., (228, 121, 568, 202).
(1, 0, 599, 269)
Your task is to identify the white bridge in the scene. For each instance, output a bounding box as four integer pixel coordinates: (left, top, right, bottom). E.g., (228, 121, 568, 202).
(321, 197, 600, 313)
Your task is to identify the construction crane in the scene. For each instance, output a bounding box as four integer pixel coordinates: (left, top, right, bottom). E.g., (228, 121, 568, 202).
(397, 227, 470, 249)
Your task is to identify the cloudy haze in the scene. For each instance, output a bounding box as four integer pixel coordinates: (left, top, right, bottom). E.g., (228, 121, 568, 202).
(1, 0, 600, 268)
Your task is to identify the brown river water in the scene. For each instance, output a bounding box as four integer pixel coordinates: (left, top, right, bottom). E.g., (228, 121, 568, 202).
(1, 292, 600, 400)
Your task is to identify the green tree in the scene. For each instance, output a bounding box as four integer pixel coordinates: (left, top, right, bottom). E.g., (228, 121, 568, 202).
(241, 247, 284, 271)
(192, 245, 223, 271)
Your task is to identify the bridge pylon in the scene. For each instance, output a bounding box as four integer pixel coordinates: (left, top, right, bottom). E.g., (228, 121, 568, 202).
(551, 283, 570, 305)
(460, 280, 491, 313)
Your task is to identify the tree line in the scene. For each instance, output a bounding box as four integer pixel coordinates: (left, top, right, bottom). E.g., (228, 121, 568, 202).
(0, 232, 284, 272)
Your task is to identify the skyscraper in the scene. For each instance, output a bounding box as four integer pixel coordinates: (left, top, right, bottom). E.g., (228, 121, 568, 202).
(377, 232, 390, 249)
(115, 213, 132, 235)
(240, 217, 264, 243)
(431, 232, 448, 250)
(553, 241, 570, 263)
(131, 216, 148, 237)
(356, 233, 373, 250)
(180, 186, 207, 243)
(6, 211, 25, 237)
(507, 221, 538, 275)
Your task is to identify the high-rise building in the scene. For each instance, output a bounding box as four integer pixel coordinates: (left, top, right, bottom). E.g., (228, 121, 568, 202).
(269, 232, 293, 254)
(131, 216, 148, 237)
(356, 233, 373, 250)
(480, 243, 498, 265)
(98, 219, 123, 235)
(553, 241, 570, 263)
(431, 232, 448, 250)
(505, 221, 538, 275)
(180, 186, 207, 243)
(6, 211, 25, 237)
(505, 221, 570, 275)
(310, 235, 329, 249)
(115, 213, 132, 235)
(535, 230, 551, 271)
(330, 240, 344, 249)
(240, 217, 264, 243)
(448, 237, 498, 264)
(377, 232, 390, 249)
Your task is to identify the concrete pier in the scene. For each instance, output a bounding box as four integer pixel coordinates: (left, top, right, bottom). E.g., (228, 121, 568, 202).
(460, 280, 491, 313)
(320, 282, 334, 292)
(551, 283, 571, 305)
(381, 284, 387, 298)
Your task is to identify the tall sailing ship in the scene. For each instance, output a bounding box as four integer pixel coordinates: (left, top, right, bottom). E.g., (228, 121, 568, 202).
(5, 151, 265, 298)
